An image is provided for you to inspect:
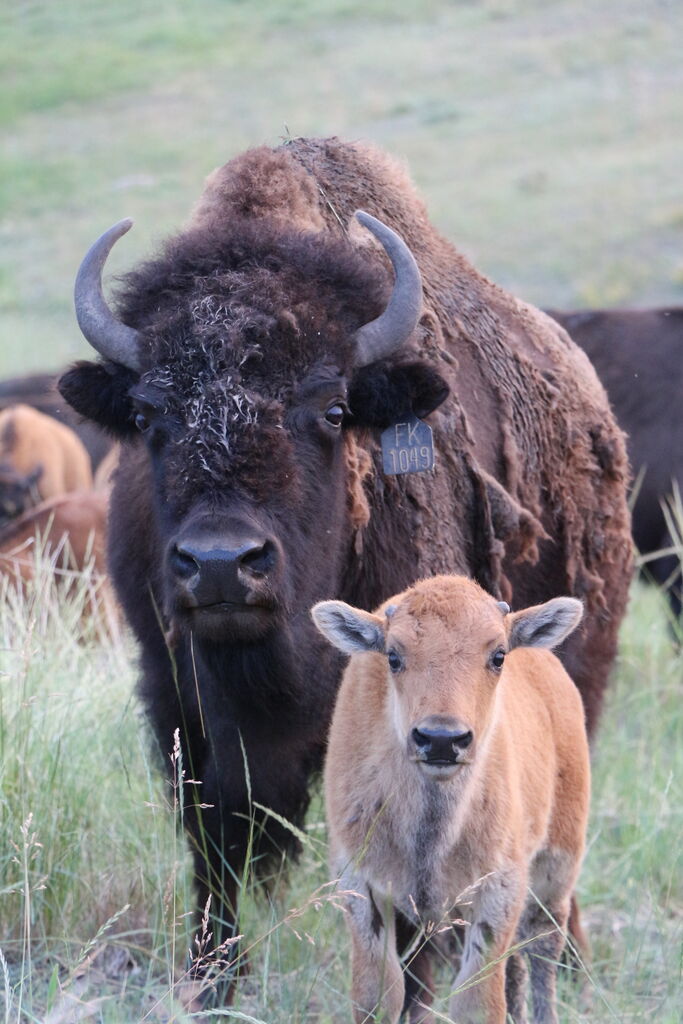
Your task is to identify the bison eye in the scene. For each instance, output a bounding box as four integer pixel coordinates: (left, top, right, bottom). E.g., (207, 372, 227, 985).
(135, 412, 150, 433)
(387, 649, 404, 674)
(490, 649, 505, 671)
(324, 403, 346, 428)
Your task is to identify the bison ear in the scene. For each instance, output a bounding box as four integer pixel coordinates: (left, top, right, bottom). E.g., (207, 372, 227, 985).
(348, 360, 449, 429)
(311, 600, 385, 655)
(58, 360, 139, 438)
(508, 597, 583, 652)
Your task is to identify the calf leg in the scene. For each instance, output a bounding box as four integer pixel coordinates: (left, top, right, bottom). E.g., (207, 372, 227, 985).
(449, 873, 525, 1024)
(396, 913, 435, 1023)
(519, 898, 570, 1024)
(339, 867, 405, 1024)
(505, 952, 529, 1024)
(449, 922, 513, 1024)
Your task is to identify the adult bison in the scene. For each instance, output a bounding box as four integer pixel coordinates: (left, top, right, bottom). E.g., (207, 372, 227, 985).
(548, 307, 682, 622)
(59, 138, 631, 1008)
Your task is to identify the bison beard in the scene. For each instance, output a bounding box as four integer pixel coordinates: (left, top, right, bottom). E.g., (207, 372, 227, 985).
(60, 137, 632, 1010)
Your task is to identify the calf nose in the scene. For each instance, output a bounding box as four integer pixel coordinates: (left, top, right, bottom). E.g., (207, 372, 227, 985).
(170, 535, 278, 606)
(411, 723, 473, 762)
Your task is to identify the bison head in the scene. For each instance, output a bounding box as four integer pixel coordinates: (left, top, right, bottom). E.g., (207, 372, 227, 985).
(59, 214, 448, 646)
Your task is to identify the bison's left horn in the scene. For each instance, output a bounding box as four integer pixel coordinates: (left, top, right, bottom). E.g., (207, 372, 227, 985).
(352, 211, 423, 368)
(74, 218, 143, 373)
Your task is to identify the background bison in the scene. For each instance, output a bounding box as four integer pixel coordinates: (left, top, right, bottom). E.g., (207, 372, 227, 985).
(0, 372, 112, 471)
(549, 307, 683, 623)
(0, 489, 112, 613)
(59, 137, 632, 1006)
(0, 404, 93, 527)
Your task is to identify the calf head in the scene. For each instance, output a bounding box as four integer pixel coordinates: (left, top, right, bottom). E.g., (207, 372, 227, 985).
(312, 575, 583, 779)
(0, 464, 42, 527)
(59, 213, 448, 644)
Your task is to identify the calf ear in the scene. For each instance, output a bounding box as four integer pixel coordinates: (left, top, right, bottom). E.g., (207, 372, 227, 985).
(311, 600, 385, 655)
(508, 597, 583, 651)
(348, 360, 449, 429)
(58, 361, 138, 438)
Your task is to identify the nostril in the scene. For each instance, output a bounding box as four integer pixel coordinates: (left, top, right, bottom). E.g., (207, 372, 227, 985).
(411, 727, 431, 750)
(239, 539, 277, 578)
(170, 544, 200, 580)
(454, 730, 473, 750)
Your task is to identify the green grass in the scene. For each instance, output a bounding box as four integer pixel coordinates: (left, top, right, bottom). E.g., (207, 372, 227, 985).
(0, 570, 681, 1021)
(0, 567, 194, 1020)
(1, 0, 682, 376)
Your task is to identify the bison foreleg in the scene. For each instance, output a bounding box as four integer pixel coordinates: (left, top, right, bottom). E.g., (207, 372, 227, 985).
(338, 865, 404, 1024)
(182, 781, 252, 1006)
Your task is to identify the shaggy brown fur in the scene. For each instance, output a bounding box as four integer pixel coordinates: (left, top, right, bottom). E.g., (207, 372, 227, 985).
(198, 138, 632, 735)
(113, 135, 632, 733)
(59, 138, 631, 1006)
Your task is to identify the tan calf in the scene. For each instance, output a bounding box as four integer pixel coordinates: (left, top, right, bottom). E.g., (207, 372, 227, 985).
(312, 575, 590, 1024)
(0, 491, 118, 632)
(0, 404, 93, 523)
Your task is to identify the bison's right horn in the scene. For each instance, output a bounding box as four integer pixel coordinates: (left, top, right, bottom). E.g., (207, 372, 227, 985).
(74, 219, 143, 373)
(352, 211, 423, 368)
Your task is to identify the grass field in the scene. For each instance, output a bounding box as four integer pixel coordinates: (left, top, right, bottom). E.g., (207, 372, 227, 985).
(1, 571, 681, 1022)
(2, 0, 683, 376)
(1, 0, 682, 1021)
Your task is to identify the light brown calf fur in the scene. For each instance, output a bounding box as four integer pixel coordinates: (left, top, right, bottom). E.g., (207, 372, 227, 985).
(313, 575, 590, 1024)
(0, 491, 118, 631)
(0, 404, 93, 519)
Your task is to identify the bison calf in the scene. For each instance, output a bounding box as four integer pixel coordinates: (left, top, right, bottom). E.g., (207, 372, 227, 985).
(313, 575, 590, 1024)
(0, 404, 93, 526)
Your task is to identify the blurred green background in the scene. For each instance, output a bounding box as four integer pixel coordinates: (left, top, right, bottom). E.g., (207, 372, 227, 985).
(1, 0, 682, 377)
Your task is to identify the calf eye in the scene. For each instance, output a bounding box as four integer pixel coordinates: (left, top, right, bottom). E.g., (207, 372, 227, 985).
(387, 649, 404, 674)
(135, 412, 150, 433)
(490, 649, 505, 671)
(324, 403, 346, 427)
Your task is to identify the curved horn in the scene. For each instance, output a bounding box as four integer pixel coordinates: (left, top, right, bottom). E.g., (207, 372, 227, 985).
(352, 211, 423, 368)
(74, 218, 143, 372)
